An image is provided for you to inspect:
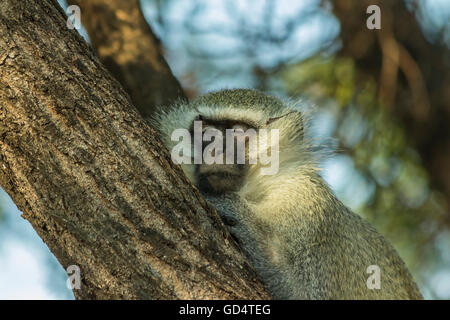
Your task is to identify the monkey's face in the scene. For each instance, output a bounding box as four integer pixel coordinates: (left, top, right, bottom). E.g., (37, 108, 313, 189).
(192, 118, 253, 194)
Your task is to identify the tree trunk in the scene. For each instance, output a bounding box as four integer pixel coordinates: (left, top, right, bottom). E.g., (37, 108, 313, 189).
(0, 0, 269, 299)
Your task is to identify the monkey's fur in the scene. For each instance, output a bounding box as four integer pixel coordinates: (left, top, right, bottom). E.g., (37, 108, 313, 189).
(152, 88, 423, 299)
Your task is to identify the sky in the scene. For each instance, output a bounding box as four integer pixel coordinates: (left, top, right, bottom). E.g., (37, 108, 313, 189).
(0, 189, 74, 299)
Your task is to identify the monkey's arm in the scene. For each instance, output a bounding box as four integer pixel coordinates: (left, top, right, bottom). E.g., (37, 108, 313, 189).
(202, 191, 422, 300)
(202, 193, 294, 299)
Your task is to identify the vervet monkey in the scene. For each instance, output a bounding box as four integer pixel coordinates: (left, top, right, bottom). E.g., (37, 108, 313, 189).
(151, 88, 423, 300)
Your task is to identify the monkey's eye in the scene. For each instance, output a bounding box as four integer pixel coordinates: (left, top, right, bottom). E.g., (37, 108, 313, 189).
(202, 125, 218, 133)
(231, 124, 247, 132)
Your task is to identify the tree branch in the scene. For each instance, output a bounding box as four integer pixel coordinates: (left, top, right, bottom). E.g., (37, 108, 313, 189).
(67, 0, 186, 118)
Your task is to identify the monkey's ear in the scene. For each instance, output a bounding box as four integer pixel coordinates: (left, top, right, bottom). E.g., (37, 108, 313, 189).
(264, 111, 304, 141)
(265, 111, 296, 126)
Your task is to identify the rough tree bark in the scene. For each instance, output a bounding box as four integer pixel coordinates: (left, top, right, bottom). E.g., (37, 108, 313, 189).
(67, 0, 186, 118)
(0, 0, 269, 299)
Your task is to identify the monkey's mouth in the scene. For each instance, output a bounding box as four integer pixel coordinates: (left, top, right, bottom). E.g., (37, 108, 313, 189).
(198, 164, 243, 177)
(197, 164, 246, 194)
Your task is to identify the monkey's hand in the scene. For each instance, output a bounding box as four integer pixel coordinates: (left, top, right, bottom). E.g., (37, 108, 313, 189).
(202, 192, 287, 298)
(219, 213, 244, 245)
(217, 208, 239, 227)
(202, 193, 254, 246)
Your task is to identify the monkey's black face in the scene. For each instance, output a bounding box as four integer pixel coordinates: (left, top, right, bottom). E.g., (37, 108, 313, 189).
(197, 163, 248, 194)
(192, 118, 252, 195)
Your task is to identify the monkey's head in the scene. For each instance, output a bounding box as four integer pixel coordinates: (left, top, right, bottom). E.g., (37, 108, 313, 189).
(152, 89, 306, 195)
